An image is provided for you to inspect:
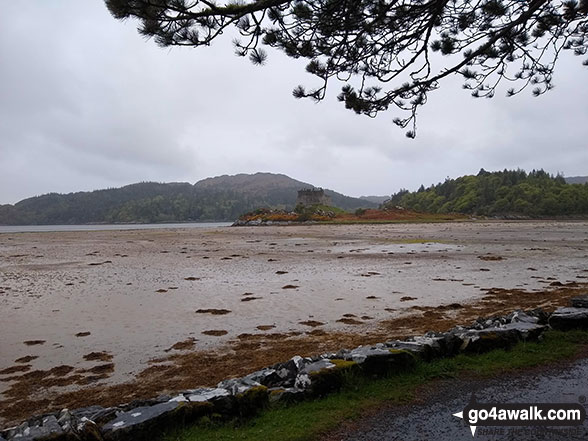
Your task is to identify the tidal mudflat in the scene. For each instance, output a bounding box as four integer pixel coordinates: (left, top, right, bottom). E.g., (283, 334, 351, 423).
(1, 221, 587, 425)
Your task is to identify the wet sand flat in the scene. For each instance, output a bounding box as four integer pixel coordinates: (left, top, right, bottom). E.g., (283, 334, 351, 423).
(1, 221, 588, 425)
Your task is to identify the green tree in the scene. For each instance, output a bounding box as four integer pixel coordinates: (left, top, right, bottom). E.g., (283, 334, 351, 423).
(106, 0, 588, 136)
(385, 169, 588, 216)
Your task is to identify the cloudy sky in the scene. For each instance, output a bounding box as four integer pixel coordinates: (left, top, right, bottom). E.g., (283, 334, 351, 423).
(1, 1, 587, 204)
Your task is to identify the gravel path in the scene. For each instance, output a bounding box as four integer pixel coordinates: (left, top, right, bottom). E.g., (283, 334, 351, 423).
(333, 359, 588, 441)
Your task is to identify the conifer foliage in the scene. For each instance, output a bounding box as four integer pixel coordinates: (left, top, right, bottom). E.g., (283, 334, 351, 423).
(384, 169, 588, 215)
(106, 0, 587, 135)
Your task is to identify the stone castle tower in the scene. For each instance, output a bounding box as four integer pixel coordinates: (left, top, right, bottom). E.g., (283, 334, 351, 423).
(296, 188, 331, 207)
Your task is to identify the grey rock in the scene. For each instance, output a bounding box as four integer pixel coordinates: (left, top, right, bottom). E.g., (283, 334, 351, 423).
(385, 340, 434, 360)
(346, 346, 391, 364)
(101, 401, 179, 440)
(267, 355, 309, 388)
(509, 310, 539, 324)
(502, 321, 546, 339)
(10, 415, 64, 441)
(4, 421, 28, 440)
(549, 306, 588, 330)
(75, 419, 103, 441)
(273, 367, 297, 387)
(332, 349, 351, 360)
(294, 373, 311, 390)
(455, 322, 546, 353)
(72, 405, 118, 426)
(275, 366, 296, 384)
(267, 387, 306, 404)
(243, 368, 285, 388)
(186, 387, 230, 403)
(411, 333, 463, 358)
(471, 315, 505, 329)
(217, 377, 260, 395)
(301, 359, 335, 374)
(56, 408, 74, 432)
(186, 387, 234, 413)
(571, 294, 588, 309)
(301, 356, 314, 366)
(410, 335, 444, 348)
(273, 356, 300, 370)
(295, 357, 360, 396)
(438, 332, 465, 354)
(337, 345, 416, 376)
(386, 333, 464, 360)
(527, 308, 551, 324)
(121, 395, 169, 411)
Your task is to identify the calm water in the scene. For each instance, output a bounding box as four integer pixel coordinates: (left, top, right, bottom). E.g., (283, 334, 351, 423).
(0, 222, 232, 233)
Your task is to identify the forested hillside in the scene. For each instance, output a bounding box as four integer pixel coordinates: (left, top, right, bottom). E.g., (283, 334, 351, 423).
(384, 169, 588, 216)
(0, 173, 375, 225)
(565, 176, 588, 185)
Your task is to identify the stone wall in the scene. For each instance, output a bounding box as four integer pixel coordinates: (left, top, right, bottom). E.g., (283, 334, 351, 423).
(2, 295, 588, 441)
(296, 188, 331, 207)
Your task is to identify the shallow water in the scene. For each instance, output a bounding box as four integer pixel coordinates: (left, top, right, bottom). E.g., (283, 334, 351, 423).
(0, 222, 232, 234)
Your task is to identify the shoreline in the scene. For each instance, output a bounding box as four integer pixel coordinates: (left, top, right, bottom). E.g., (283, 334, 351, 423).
(0, 222, 232, 234)
(1, 221, 587, 425)
(2, 288, 588, 431)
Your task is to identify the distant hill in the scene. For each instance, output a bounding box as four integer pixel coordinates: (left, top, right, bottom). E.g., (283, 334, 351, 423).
(195, 173, 376, 211)
(565, 176, 588, 185)
(360, 195, 390, 205)
(0, 173, 376, 225)
(195, 173, 303, 193)
(384, 169, 588, 217)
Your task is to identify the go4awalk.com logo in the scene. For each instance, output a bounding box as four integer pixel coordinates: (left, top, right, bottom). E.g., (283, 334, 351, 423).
(453, 394, 586, 436)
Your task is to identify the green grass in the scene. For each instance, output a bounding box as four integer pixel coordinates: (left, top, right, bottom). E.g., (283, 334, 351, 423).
(160, 330, 588, 441)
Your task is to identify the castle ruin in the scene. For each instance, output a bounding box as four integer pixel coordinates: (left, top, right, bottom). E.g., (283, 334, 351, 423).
(296, 188, 331, 207)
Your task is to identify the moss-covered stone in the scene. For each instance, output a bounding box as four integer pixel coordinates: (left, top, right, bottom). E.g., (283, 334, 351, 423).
(549, 307, 588, 331)
(359, 350, 416, 377)
(307, 359, 359, 397)
(308, 368, 343, 396)
(269, 388, 286, 397)
(170, 401, 214, 424)
(329, 359, 358, 370)
(455, 323, 547, 354)
(387, 349, 407, 354)
(479, 330, 516, 349)
(77, 421, 104, 441)
(268, 387, 307, 404)
(193, 412, 223, 427)
(236, 386, 269, 417)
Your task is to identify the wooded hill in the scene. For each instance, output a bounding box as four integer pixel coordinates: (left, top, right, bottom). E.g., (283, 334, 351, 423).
(384, 169, 588, 217)
(0, 173, 375, 225)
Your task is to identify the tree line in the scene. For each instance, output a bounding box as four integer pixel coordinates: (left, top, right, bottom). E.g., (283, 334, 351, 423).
(384, 169, 588, 216)
(0, 181, 373, 225)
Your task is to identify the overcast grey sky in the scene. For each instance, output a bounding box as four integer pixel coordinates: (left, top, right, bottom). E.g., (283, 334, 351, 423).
(1, 1, 587, 204)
